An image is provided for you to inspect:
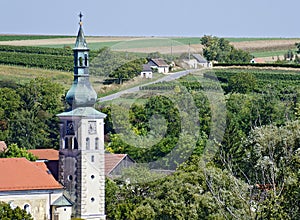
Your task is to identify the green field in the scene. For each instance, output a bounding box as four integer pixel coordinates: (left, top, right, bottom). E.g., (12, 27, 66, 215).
(251, 49, 297, 58)
(40, 41, 122, 50)
(0, 35, 72, 41)
(0, 64, 72, 87)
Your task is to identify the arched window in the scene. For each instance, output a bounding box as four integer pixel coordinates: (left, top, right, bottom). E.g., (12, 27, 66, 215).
(86, 137, 90, 150)
(79, 57, 83, 66)
(74, 138, 78, 149)
(91, 155, 94, 162)
(64, 138, 68, 149)
(95, 137, 99, 150)
(68, 138, 73, 150)
(84, 54, 88, 66)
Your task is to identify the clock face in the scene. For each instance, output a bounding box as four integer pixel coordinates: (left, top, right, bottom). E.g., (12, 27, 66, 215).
(88, 121, 97, 134)
(66, 121, 75, 135)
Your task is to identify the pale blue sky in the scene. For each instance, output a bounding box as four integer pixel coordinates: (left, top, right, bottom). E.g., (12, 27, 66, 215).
(1, 0, 299, 37)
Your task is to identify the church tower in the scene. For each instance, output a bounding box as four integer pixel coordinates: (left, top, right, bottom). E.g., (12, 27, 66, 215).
(57, 13, 106, 220)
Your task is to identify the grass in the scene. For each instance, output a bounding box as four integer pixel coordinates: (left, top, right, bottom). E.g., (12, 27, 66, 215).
(0, 64, 72, 88)
(42, 38, 190, 50)
(251, 49, 297, 58)
(171, 37, 201, 45)
(0, 35, 72, 41)
(40, 41, 122, 50)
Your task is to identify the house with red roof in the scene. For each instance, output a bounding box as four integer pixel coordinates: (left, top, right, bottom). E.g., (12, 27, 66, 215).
(105, 153, 135, 178)
(0, 158, 72, 220)
(148, 58, 170, 73)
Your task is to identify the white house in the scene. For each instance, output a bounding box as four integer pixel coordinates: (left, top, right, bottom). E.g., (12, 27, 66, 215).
(192, 54, 212, 68)
(140, 64, 153, 79)
(148, 58, 170, 73)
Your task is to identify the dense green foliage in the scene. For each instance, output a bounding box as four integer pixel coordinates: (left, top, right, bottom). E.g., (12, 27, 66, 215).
(104, 67, 300, 219)
(90, 47, 148, 84)
(0, 202, 33, 220)
(0, 77, 64, 149)
(200, 35, 252, 63)
(0, 143, 37, 161)
(106, 160, 251, 219)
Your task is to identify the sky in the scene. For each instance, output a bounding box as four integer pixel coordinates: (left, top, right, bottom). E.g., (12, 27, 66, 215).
(1, 0, 299, 37)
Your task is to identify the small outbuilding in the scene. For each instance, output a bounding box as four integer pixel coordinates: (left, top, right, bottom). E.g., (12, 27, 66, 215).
(192, 54, 212, 68)
(141, 64, 153, 79)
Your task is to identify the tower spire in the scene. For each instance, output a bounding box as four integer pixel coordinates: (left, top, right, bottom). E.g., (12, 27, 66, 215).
(65, 13, 97, 108)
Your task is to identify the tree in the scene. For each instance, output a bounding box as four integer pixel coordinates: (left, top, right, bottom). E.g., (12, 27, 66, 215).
(5, 78, 65, 149)
(228, 72, 257, 93)
(0, 88, 22, 141)
(238, 120, 300, 219)
(109, 58, 146, 84)
(200, 35, 251, 63)
(0, 202, 33, 220)
(0, 143, 37, 161)
(106, 157, 252, 219)
(295, 42, 300, 54)
(7, 109, 51, 149)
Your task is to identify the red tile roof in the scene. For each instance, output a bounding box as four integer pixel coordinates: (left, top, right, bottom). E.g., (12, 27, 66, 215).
(0, 158, 62, 191)
(28, 149, 59, 161)
(105, 154, 128, 175)
(0, 141, 7, 152)
(151, 58, 169, 67)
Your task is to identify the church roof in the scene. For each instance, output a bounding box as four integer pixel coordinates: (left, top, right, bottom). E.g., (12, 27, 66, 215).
(57, 107, 107, 118)
(52, 195, 73, 207)
(28, 149, 59, 161)
(0, 158, 62, 192)
(74, 23, 88, 49)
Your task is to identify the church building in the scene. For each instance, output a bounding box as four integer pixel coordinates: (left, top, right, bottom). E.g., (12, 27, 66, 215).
(57, 12, 107, 220)
(0, 14, 107, 220)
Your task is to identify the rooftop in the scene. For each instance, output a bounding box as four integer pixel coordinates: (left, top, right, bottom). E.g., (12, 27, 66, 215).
(0, 158, 62, 192)
(192, 54, 208, 63)
(28, 149, 59, 161)
(150, 58, 169, 67)
(105, 153, 133, 175)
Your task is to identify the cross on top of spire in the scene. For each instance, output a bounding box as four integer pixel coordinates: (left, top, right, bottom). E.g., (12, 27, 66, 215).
(79, 12, 83, 22)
